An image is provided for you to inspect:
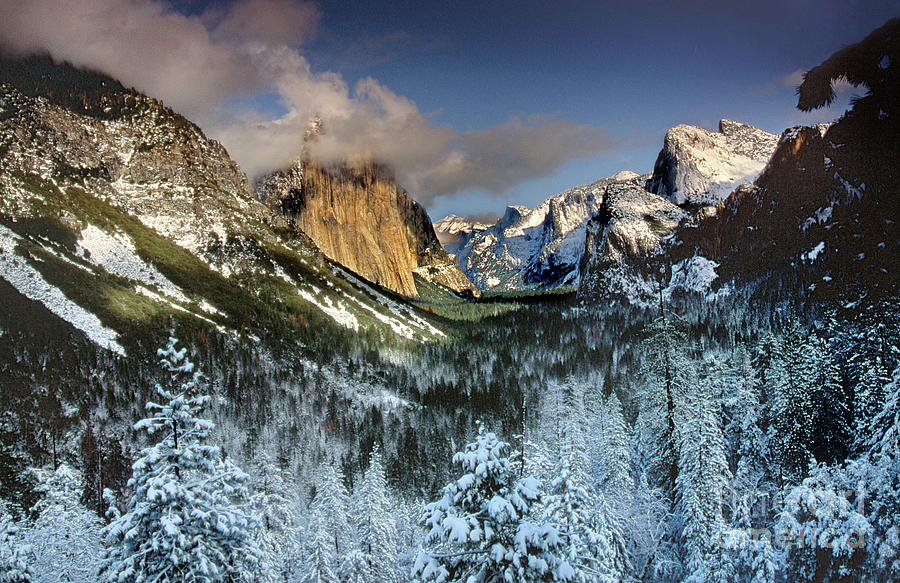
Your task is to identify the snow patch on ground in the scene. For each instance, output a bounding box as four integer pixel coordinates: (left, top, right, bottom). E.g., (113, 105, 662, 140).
(298, 287, 359, 331)
(338, 269, 445, 339)
(805, 242, 825, 262)
(77, 225, 189, 303)
(0, 225, 125, 355)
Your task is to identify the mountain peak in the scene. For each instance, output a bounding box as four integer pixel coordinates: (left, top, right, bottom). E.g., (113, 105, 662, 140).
(647, 120, 778, 206)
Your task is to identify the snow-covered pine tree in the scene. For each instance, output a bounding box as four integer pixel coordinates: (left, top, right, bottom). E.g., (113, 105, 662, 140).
(718, 493, 776, 583)
(413, 423, 574, 582)
(678, 361, 730, 583)
(594, 391, 633, 497)
(718, 347, 776, 583)
(724, 346, 769, 495)
(248, 450, 302, 579)
(311, 461, 350, 557)
(297, 524, 339, 583)
(639, 315, 693, 495)
(549, 383, 625, 583)
(543, 457, 618, 583)
(24, 464, 103, 582)
(100, 337, 264, 582)
(339, 548, 373, 583)
(295, 460, 349, 583)
(768, 322, 816, 483)
(351, 444, 399, 583)
(859, 358, 900, 580)
(0, 503, 31, 583)
(854, 355, 892, 453)
(775, 463, 869, 582)
(807, 334, 851, 465)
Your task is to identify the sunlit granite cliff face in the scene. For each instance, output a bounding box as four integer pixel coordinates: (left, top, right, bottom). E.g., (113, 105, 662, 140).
(257, 161, 477, 297)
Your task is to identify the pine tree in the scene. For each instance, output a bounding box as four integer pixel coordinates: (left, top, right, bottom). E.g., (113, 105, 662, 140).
(543, 457, 618, 583)
(854, 355, 892, 453)
(0, 504, 31, 583)
(248, 451, 302, 579)
(413, 423, 574, 582)
(100, 337, 264, 582)
(678, 365, 730, 583)
(295, 461, 349, 583)
(724, 346, 769, 494)
(297, 525, 339, 583)
(775, 464, 869, 582)
(769, 322, 816, 483)
(859, 359, 900, 580)
(0, 416, 38, 519)
(594, 392, 634, 496)
(24, 464, 103, 582)
(718, 495, 776, 583)
(309, 461, 350, 558)
(338, 548, 371, 583)
(639, 315, 693, 495)
(351, 444, 399, 583)
(807, 335, 851, 465)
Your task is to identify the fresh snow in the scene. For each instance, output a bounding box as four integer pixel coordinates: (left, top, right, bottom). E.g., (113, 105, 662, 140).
(665, 256, 724, 298)
(0, 224, 125, 355)
(806, 242, 826, 262)
(338, 268, 445, 339)
(456, 171, 641, 291)
(653, 121, 778, 206)
(78, 225, 189, 303)
(297, 287, 359, 331)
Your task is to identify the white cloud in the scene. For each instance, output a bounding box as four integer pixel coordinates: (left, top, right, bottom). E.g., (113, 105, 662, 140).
(0, 0, 621, 200)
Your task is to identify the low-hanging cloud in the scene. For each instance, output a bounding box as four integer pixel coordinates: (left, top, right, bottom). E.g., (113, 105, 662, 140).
(0, 0, 622, 202)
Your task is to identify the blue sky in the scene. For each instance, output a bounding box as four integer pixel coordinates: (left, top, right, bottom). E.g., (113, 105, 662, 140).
(1, 0, 896, 220)
(303, 0, 896, 218)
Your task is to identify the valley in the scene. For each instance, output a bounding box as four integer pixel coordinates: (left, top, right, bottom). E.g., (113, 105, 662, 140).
(0, 11, 898, 583)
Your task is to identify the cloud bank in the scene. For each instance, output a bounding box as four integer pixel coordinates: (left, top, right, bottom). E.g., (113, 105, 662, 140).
(0, 0, 620, 202)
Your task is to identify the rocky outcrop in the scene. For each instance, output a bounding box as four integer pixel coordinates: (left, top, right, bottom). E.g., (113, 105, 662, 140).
(453, 172, 642, 292)
(647, 120, 778, 206)
(680, 119, 898, 290)
(433, 213, 498, 255)
(257, 161, 477, 297)
(578, 176, 686, 302)
(0, 56, 273, 255)
(583, 179, 685, 268)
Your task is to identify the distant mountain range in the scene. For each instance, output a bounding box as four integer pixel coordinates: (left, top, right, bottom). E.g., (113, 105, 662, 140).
(438, 121, 780, 294)
(437, 112, 896, 303)
(1, 52, 896, 358)
(432, 213, 499, 255)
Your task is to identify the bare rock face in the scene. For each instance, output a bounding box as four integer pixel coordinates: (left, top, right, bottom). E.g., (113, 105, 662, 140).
(257, 161, 477, 297)
(647, 120, 778, 206)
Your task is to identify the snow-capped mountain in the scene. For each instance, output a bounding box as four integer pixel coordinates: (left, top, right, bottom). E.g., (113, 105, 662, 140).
(580, 109, 899, 305)
(432, 213, 499, 255)
(454, 170, 641, 291)
(647, 120, 778, 206)
(452, 121, 778, 294)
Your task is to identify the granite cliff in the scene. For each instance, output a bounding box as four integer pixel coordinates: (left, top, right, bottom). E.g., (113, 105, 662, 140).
(257, 160, 477, 298)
